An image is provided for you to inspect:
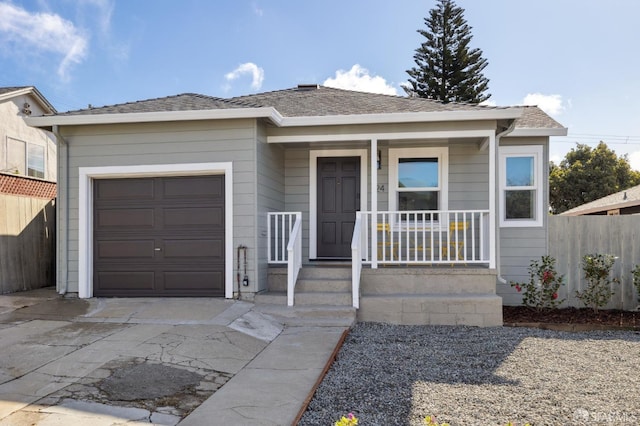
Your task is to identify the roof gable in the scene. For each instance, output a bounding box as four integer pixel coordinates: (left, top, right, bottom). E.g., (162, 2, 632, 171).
(560, 184, 640, 216)
(0, 86, 56, 114)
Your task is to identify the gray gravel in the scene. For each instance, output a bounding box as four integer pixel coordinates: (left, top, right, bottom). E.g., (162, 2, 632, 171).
(299, 323, 640, 426)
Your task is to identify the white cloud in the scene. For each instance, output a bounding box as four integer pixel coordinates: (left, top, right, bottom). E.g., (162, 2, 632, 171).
(0, 2, 88, 80)
(225, 62, 265, 90)
(629, 150, 640, 172)
(522, 93, 565, 116)
(323, 64, 398, 96)
(252, 2, 264, 16)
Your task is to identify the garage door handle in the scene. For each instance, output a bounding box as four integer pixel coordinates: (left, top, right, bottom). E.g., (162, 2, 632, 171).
(154, 248, 162, 251)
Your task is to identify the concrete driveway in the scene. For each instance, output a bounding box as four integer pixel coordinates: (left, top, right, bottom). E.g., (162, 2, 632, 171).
(0, 288, 351, 425)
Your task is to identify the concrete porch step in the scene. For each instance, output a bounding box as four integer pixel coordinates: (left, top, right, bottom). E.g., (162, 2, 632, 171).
(254, 290, 352, 307)
(252, 303, 357, 327)
(358, 293, 502, 327)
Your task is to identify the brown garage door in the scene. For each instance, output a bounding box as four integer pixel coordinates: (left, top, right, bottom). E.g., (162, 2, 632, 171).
(93, 175, 225, 297)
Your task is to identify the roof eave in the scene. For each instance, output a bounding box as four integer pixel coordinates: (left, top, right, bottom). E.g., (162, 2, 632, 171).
(280, 108, 524, 127)
(509, 127, 568, 137)
(26, 107, 284, 128)
(560, 199, 640, 216)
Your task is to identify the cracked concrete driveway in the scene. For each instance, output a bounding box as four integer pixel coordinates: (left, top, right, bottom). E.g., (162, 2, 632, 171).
(0, 288, 349, 425)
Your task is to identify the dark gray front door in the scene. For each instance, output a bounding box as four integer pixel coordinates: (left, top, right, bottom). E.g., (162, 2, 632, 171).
(93, 175, 225, 297)
(317, 157, 360, 258)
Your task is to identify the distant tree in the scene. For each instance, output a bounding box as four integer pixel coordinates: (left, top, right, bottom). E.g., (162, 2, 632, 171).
(549, 142, 640, 214)
(405, 0, 490, 103)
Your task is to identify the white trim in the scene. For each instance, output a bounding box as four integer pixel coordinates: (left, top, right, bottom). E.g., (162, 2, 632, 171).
(268, 129, 495, 144)
(27, 107, 283, 127)
(28, 107, 521, 129)
(509, 127, 568, 137)
(499, 145, 543, 227)
(388, 147, 449, 213)
(370, 139, 378, 269)
(488, 134, 496, 269)
(78, 162, 234, 299)
(309, 149, 368, 259)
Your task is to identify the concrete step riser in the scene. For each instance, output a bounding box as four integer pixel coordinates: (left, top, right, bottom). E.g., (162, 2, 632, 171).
(357, 294, 502, 327)
(267, 278, 351, 293)
(295, 292, 352, 306)
(299, 267, 351, 280)
(361, 271, 496, 295)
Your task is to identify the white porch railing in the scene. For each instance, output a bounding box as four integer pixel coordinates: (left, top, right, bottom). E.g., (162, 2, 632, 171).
(267, 212, 302, 306)
(359, 210, 490, 265)
(350, 212, 363, 309)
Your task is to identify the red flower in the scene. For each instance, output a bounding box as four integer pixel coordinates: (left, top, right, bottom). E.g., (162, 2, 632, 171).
(542, 270, 554, 283)
(552, 293, 558, 299)
(515, 285, 522, 292)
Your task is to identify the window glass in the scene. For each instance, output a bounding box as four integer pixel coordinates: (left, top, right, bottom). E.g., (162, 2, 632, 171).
(398, 191, 438, 211)
(506, 156, 534, 187)
(27, 144, 45, 179)
(505, 190, 535, 219)
(398, 158, 438, 188)
(6, 138, 26, 175)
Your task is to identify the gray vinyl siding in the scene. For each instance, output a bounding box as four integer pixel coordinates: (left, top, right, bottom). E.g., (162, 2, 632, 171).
(60, 119, 258, 294)
(498, 136, 550, 305)
(255, 123, 284, 291)
(284, 148, 311, 261)
(449, 143, 489, 210)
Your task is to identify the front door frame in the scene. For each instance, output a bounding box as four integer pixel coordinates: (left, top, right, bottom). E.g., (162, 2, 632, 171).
(310, 149, 368, 259)
(78, 162, 234, 299)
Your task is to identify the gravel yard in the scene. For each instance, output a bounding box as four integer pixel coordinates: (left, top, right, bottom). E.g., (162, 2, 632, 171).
(300, 323, 640, 426)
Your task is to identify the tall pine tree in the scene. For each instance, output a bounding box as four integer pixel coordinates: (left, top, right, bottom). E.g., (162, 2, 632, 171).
(405, 0, 490, 103)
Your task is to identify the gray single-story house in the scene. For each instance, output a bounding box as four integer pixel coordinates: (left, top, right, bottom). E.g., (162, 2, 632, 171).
(28, 85, 566, 326)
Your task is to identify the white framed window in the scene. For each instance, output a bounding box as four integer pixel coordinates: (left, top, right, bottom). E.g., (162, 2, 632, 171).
(499, 145, 543, 227)
(389, 147, 449, 215)
(4, 137, 46, 179)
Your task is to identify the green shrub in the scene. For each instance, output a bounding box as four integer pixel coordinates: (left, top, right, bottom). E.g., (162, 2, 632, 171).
(576, 254, 619, 312)
(511, 255, 564, 311)
(632, 264, 640, 305)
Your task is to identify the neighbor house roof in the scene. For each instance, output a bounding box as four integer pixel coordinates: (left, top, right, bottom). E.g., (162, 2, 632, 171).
(26, 85, 565, 134)
(560, 184, 640, 216)
(0, 86, 57, 114)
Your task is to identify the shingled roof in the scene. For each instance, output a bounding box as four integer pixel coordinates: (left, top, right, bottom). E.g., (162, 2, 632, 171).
(54, 85, 563, 130)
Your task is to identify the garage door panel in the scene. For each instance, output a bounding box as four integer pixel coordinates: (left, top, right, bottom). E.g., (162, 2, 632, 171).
(94, 175, 225, 297)
(163, 239, 223, 259)
(97, 240, 155, 258)
(162, 176, 224, 200)
(163, 271, 224, 293)
(96, 271, 155, 291)
(96, 179, 154, 200)
(96, 209, 155, 229)
(163, 207, 223, 228)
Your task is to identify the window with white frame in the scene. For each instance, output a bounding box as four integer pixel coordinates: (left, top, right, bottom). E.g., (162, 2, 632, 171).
(389, 147, 448, 217)
(5, 137, 45, 179)
(499, 145, 543, 227)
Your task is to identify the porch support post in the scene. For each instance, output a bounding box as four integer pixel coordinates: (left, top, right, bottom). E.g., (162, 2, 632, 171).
(488, 133, 497, 269)
(370, 138, 378, 269)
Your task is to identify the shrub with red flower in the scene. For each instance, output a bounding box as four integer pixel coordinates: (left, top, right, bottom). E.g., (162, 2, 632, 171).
(510, 255, 565, 311)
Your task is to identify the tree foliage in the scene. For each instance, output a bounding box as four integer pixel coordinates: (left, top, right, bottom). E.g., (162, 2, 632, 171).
(549, 142, 640, 214)
(405, 0, 490, 103)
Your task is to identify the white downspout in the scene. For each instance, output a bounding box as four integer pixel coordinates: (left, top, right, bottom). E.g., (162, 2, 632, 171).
(494, 121, 517, 284)
(52, 125, 69, 295)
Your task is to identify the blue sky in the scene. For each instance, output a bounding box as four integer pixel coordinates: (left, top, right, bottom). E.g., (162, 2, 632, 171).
(1, 0, 640, 170)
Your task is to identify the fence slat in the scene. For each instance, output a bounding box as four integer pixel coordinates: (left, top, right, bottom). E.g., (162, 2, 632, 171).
(549, 215, 640, 310)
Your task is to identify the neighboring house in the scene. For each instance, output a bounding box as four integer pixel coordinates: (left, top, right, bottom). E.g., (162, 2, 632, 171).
(0, 86, 57, 293)
(0, 87, 57, 181)
(559, 183, 640, 216)
(27, 85, 566, 326)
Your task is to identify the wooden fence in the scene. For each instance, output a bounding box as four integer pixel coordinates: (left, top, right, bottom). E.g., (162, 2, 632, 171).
(549, 215, 640, 310)
(0, 194, 55, 294)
